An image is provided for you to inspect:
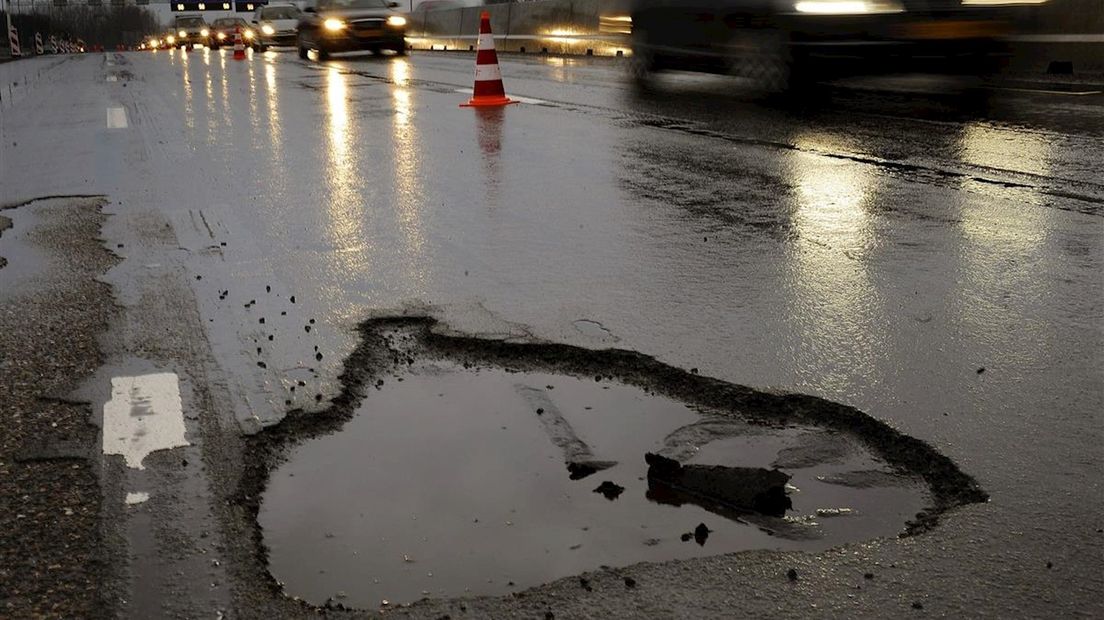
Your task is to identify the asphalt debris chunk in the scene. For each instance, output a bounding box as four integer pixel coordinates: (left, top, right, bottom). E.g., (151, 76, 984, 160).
(624, 576, 636, 588)
(693, 522, 710, 546)
(645, 452, 791, 517)
(593, 481, 625, 500)
(787, 568, 798, 581)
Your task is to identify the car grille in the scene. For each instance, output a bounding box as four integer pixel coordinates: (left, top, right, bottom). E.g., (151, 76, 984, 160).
(349, 18, 385, 35)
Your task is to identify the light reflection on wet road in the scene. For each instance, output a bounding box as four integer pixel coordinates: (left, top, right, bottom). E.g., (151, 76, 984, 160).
(1, 48, 1100, 616)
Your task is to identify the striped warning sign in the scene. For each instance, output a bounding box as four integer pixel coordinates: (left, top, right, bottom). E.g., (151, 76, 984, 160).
(8, 25, 20, 58)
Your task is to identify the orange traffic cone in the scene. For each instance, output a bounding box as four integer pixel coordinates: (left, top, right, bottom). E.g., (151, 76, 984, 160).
(460, 12, 516, 108)
(233, 26, 246, 60)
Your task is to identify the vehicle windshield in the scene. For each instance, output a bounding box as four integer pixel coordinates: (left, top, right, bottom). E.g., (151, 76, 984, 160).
(261, 6, 301, 19)
(175, 17, 207, 28)
(213, 18, 247, 27)
(317, 0, 389, 10)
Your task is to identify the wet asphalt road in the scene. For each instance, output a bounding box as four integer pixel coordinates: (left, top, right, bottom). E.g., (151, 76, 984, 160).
(1, 49, 1102, 617)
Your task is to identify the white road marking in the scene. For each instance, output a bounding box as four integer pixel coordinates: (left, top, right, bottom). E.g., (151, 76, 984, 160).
(454, 87, 547, 105)
(106, 106, 128, 129)
(125, 492, 150, 505)
(107, 75, 118, 82)
(991, 87, 1102, 97)
(102, 373, 189, 470)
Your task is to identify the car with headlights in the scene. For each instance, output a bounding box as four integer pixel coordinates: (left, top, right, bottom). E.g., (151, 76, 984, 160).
(252, 3, 303, 51)
(171, 15, 211, 50)
(297, 0, 409, 60)
(629, 0, 1047, 90)
(209, 17, 256, 50)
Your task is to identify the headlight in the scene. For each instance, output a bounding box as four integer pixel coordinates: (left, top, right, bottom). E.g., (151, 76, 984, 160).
(178, 30, 187, 37)
(167, 35, 176, 44)
(387, 15, 407, 27)
(200, 28, 209, 37)
(244, 29, 255, 39)
(262, 24, 276, 35)
(323, 18, 346, 31)
(793, 0, 903, 13)
(217, 32, 227, 40)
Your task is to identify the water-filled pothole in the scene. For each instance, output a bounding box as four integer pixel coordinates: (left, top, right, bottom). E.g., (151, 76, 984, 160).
(260, 362, 931, 608)
(246, 317, 986, 611)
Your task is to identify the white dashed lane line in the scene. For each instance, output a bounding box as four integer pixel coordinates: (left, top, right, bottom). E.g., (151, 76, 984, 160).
(102, 373, 189, 469)
(106, 106, 128, 129)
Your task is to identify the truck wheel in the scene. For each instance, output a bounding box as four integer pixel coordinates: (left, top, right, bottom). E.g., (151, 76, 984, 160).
(628, 27, 660, 90)
(727, 28, 798, 93)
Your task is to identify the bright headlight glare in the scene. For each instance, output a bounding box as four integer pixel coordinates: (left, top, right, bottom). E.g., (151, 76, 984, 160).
(217, 32, 226, 40)
(324, 18, 346, 31)
(262, 24, 275, 35)
(167, 35, 176, 43)
(178, 30, 187, 37)
(244, 29, 255, 38)
(200, 28, 209, 36)
(387, 15, 407, 27)
(793, 0, 903, 13)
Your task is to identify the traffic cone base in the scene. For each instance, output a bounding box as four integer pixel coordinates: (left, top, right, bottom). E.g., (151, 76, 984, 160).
(461, 12, 516, 107)
(461, 95, 516, 108)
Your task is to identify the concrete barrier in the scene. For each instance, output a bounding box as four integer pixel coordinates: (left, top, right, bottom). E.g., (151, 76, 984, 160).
(412, 0, 1102, 74)
(1007, 0, 1104, 72)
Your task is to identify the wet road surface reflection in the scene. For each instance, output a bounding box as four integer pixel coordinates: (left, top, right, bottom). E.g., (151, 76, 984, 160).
(261, 365, 927, 607)
(107, 50, 1100, 614)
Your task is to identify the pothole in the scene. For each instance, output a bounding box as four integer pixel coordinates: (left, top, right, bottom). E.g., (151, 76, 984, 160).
(245, 317, 986, 611)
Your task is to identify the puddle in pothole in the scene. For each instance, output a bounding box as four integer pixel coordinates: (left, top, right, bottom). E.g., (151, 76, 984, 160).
(260, 364, 928, 608)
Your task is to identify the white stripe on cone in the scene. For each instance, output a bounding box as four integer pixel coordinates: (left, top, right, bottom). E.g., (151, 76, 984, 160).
(477, 33, 495, 50)
(474, 64, 502, 82)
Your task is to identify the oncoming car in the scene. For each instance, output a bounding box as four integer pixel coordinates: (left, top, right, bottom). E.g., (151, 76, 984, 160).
(171, 15, 211, 50)
(209, 17, 256, 50)
(629, 0, 1048, 91)
(253, 3, 303, 51)
(297, 0, 409, 60)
